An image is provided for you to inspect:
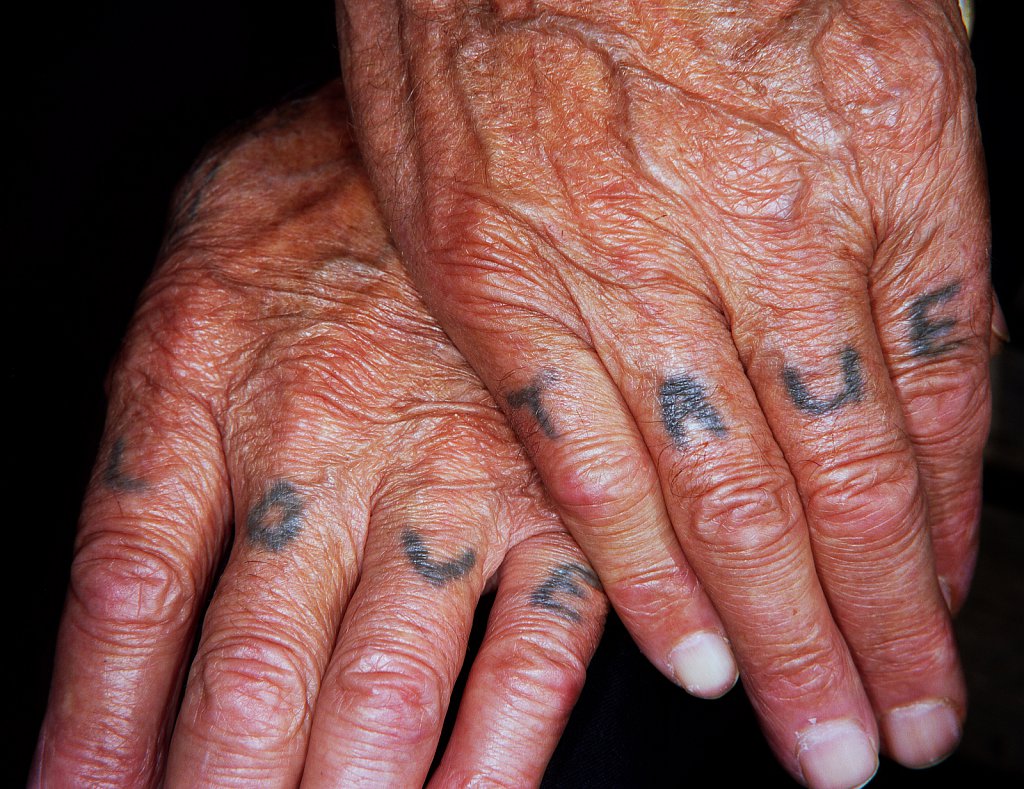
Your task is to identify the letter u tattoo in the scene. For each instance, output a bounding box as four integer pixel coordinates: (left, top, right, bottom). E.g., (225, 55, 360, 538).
(783, 347, 865, 416)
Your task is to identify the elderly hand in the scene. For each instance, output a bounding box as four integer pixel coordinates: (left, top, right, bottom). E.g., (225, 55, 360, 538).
(32, 82, 606, 788)
(338, 1, 994, 785)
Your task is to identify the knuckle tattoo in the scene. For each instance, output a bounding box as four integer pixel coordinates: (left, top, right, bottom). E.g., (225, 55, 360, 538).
(506, 373, 559, 439)
(783, 346, 865, 415)
(401, 528, 477, 587)
(103, 438, 147, 493)
(659, 374, 728, 448)
(529, 562, 601, 624)
(246, 480, 305, 552)
(907, 281, 962, 357)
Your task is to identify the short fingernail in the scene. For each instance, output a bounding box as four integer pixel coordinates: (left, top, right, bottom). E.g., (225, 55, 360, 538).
(938, 576, 954, 612)
(882, 699, 961, 769)
(797, 719, 878, 789)
(668, 631, 738, 698)
(992, 292, 1011, 343)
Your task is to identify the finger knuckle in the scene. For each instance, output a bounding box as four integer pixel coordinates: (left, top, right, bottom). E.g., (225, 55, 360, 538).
(434, 769, 522, 789)
(40, 725, 157, 789)
(860, 616, 957, 681)
(485, 628, 589, 713)
(680, 461, 800, 559)
(70, 531, 196, 637)
(900, 362, 991, 452)
(191, 633, 312, 749)
(546, 437, 656, 524)
(602, 558, 700, 625)
(759, 627, 850, 704)
(803, 443, 920, 546)
(332, 650, 447, 747)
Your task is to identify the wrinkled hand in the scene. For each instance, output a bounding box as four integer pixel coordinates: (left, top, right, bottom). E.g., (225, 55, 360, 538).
(33, 83, 606, 788)
(339, 1, 993, 785)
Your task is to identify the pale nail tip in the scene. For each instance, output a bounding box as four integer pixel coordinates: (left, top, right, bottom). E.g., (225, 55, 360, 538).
(992, 324, 1011, 343)
(883, 700, 962, 769)
(798, 720, 878, 789)
(668, 631, 738, 699)
(938, 576, 954, 612)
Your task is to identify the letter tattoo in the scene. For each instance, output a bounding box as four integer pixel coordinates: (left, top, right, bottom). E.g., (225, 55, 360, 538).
(401, 529, 477, 587)
(506, 375, 558, 439)
(246, 480, 305, 551)
(103, 438, 146, 492)
(783, 347, 865, 416)
(530, 563, 602, 623)
(908, 282, 961, 357)
(659, 374, 727, 447)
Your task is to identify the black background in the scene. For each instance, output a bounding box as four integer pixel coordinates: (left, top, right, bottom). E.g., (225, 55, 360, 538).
(9, 1, 1022, 785)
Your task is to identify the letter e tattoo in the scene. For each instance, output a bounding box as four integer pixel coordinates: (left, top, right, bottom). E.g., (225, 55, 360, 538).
(908, 282, 961, 357)
(530, 563, 601, 623)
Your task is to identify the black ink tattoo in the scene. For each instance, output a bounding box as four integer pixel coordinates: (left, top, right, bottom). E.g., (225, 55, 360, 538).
(908, 282, 961, 357)
(659, 375, 727, 447)
(103, 438, 146, 492)
(783, 347, 865, 416)
(529, 563, 601, 623)
(246, 481, 305, 551)
(401, 529, 476, 587)
(506, 376, 558, 439)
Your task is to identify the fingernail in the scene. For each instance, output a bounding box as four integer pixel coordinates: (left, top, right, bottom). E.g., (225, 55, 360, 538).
(958, 0, 974, 38)
(992, 292, 1011, 343)
(668, 631, 738, 698)
(882, 699, 961, 769)
(797, 719, 878, 789)
(938, 576, 954, 612)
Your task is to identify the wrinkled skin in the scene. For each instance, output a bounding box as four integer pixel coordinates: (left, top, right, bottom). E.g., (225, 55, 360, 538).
(32, 84, 606, 788)
(339, 0, 994, 785)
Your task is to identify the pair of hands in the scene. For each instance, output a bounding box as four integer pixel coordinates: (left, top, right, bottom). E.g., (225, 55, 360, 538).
(37, 1, 996, 787)
(338, 0, 993, 785)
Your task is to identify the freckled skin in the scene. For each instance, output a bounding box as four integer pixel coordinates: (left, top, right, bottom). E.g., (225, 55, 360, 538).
(783, 347, 865, 416)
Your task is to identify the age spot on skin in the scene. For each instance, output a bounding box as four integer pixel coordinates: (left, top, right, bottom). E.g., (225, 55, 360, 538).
(783, 346, 865, 416)
(529, 563, 601, 624)
(103, 438, 147, 492)
(659, 374, 727, 448)
(506, 375, 559, 439)
(246, 480, 305, 552)
(908, 282, 962, 357)
(401, 529, 477, 588)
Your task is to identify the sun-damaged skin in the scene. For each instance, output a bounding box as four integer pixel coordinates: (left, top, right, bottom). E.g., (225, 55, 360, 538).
(337, 1, 995, 785)
(32, 83, 607, 788)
